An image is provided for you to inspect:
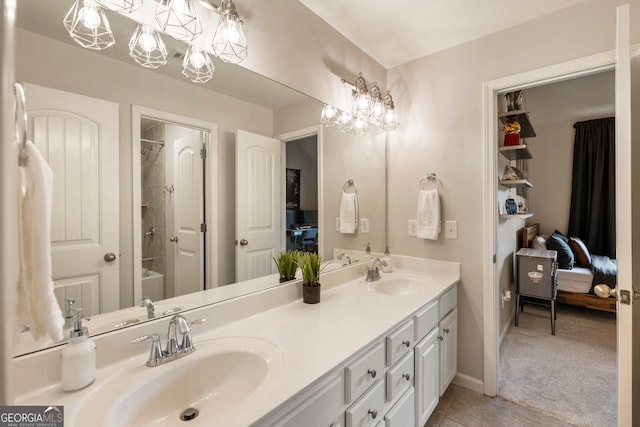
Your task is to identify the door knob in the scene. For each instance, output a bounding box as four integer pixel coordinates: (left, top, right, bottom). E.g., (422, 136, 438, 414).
(170, 236, 178, 242)
(104, 252, 117, 262)
(239, 239, 249, 246)
(594, 284, 640, 305)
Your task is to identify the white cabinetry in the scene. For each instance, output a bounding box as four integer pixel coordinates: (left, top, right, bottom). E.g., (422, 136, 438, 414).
(439, 307, 457, 395)
(274, 374, 344, 427)
(414, 328, 439, 427)
(384, 388, 415, 427)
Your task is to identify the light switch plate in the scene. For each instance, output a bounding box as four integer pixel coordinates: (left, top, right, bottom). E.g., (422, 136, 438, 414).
(445, 220, 458, 239)
(360, 218, 370, 233)
(408, 220, 417, 237)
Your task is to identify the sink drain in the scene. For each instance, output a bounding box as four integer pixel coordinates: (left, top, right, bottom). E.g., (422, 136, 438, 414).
(180, 408, 199, 422)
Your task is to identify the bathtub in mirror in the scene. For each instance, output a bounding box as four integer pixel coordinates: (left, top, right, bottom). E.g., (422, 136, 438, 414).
(14, 1, 386, 355)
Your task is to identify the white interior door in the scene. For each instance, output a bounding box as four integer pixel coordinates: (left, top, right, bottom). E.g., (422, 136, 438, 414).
(614, 5, 640, 425)
(26, 84, 119, 315)
(172, 131, 204, 296)
(236, 129, 282, 281)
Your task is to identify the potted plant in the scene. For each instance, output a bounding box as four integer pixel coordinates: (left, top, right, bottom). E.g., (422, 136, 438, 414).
(273, 251, 299, 283)
(297, 252, 323, 304)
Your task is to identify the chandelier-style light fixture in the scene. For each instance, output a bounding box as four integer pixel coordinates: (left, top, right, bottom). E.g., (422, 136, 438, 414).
(64, 0, 115, 50)
(129, 24, 168, 68)
(182, 45, 215, 83)
(320, 73, 399, 136)
(209, 0, 248, 64)
(155, 0, 203, 42)
(95, 0, 142, 13)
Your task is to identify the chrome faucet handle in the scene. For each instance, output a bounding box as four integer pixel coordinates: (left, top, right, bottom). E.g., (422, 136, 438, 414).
(366, 258, 388, 282)
(337, 253, 352, 265)
(131, 334, 163, 367)
(165, 317, 180, 355)
(138, 296, 155, 319)
(179, 318, 207, 352)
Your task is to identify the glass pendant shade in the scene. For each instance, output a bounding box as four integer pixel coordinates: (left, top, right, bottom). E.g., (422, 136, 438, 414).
(95, 0, 142, 13)
(182, 45, 215, 83)
(63, 0, 115, 50)
(155, 0, 203, 42)
(369, 84, 385, 126)
(352, 117, 368, 137)
(383, 108, 399, 130)
(337, 111, 354, 132)
(320, 104, 339, 127)
(211, 8, 248, 64)
(129, 25, 168, 69)
(352, 92, 372, 119)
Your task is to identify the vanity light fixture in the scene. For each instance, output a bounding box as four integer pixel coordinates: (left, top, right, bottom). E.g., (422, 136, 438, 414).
(155, 0, 203, 42)
(336, 110, 354, 133)
(382, 92, 399, 130)
(129, 24, 168, 68)
(352, 117, 368, 137)
(207, 0, 248, 64)
(182, 45, 215, 83)
(349, 73, 372, 119)
(320, 104, 339, 127)
(95, 0, 143, 13)
(63, 0, 115, 50)
(369, 84, 385, 127)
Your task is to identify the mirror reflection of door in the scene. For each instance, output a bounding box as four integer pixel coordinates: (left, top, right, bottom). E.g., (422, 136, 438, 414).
(140, 118, 206, 300)
(284, 134, 319, 254)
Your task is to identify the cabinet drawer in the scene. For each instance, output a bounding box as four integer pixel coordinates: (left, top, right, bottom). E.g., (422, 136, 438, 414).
(345, 342, 385, 403)
(439, 286, 457, 319)
(413, 301, 438, 342)
(386, 320, 414, 366)
(386, 352, 413, 403)
(384, 388, 415, 427)
(346, 380, 385, 427)
(278, 375, 343, 427)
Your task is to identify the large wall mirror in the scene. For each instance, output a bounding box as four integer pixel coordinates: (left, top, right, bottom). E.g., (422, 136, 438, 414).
(15, 0, 386, 355)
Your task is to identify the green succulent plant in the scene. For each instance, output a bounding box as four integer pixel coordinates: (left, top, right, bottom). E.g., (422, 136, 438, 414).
(273, 251, 299, 281)
(297, 252, 323, 285)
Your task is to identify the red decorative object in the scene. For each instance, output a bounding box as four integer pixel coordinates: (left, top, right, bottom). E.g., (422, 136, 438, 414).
(504, 133, 521, 146)
(503, 117, 521, 146)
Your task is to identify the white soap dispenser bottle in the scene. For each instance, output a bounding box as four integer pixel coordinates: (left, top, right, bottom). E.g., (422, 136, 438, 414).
(363, 242, 372, 260)
(382, 245, 393, 273)
(61, 308, 96, 391)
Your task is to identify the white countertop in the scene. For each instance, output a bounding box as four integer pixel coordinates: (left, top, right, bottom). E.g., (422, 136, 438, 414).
(16, 258, 459, 427)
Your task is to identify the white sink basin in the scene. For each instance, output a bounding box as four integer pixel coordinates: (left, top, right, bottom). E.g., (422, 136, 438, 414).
(370, 274, 437, 296)
(71, 336, 284, 427)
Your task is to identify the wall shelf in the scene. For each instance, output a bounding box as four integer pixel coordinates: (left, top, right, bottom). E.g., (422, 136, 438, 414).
(499, 110, 536, 138)
(500, 213, 534, 220)
(498, 179, 532, 188)
(498, 145, 532, 160)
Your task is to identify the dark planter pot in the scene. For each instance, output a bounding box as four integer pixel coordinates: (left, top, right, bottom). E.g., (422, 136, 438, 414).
(302, 282, 321, 304)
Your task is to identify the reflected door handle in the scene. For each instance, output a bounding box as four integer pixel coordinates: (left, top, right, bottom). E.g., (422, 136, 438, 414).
(594, 284, 640, 305)
(239, 239, 249, 246)
(170, 237, 178, 242)
(104, 252, 117, 262)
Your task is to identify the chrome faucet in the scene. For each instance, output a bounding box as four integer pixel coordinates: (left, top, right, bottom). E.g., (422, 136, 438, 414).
(337, 253, 352, 265)
(131, 314, 206, 367)
(64, 298, 75, 328)
(138, 296, 156, 319)
(366, 258, 388, 282)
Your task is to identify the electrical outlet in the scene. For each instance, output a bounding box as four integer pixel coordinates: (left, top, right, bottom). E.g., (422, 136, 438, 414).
(360, 218, 370, 233)
(408, 220, 417, 237)
(336, 217, 340, 231)
(445, 220, 458, 239)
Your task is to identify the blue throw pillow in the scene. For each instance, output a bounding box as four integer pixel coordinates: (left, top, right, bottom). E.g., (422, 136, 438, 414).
(547, 233, 575, 269)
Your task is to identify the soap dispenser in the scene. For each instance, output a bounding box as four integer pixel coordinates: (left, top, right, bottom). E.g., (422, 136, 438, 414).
(61, 308, 96, 391)
(382, 245, 393, 273)
(363, 242, 372, 260)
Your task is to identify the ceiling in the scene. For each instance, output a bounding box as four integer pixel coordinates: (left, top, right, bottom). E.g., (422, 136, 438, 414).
(299, 0, 592, 69)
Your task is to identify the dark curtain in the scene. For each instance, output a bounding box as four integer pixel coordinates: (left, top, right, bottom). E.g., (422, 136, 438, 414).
(567, 117, 616, 258)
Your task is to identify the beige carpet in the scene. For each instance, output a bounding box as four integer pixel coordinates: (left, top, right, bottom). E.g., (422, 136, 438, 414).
(499, 303, 617, 427)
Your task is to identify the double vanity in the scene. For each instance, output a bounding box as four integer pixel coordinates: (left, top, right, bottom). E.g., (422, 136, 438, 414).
(13, 255, 459, 427)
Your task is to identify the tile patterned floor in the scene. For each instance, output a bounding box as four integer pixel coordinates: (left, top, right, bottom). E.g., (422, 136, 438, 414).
(426, 384, 574, 427)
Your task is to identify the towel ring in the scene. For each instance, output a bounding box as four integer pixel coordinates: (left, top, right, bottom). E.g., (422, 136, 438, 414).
(419, 173, 442, 190)
(14, 82, 28, 166)
(343, 179, 358, 194)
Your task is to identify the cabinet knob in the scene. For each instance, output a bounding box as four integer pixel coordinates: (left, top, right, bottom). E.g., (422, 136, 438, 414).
(402, 340, 411, 348)
(438, 335, 444, 341)
(367, 369, 377, 378)
(368, 409, 378, 419)
(444, 328, 450, 334)
(402, 373, 411, 381)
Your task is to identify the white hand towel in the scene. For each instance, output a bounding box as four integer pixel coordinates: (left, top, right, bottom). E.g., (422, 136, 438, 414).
(339, 192, 358, 234)
(417, 189, 441, 240)
(17, 140, 64, 342)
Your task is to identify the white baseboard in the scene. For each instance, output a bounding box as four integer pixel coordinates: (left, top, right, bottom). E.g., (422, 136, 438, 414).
(453, 372, 484, 395)
(499, 310, 515, 347)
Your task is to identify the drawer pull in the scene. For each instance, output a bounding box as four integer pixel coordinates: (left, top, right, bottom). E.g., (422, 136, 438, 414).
(402, 340, 411, 348)
(367, 369, 377, 378)
(368, 409, 378, 419)
(402, 373, 411, 381)
(444, 328, 450, 334)
(438, 335, 444, 341)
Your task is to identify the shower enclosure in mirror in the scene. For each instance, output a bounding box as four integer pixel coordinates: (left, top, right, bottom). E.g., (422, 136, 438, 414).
(14, 0, 387, 355)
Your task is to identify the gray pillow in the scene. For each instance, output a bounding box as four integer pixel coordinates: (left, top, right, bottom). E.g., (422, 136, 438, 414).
(546, 233, 575, 269)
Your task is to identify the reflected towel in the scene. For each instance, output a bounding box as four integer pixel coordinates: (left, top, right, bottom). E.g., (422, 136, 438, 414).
(417, 189, 441, 240)
(17, 140, 64, 342)
(339, 192, 358, 234)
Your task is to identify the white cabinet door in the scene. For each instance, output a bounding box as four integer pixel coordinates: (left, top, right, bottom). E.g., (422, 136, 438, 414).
(277, 375, 343, 427)
(384, 388, 414, 427)
(415, 327, 439, 427)
(439, 308, 457, 395)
